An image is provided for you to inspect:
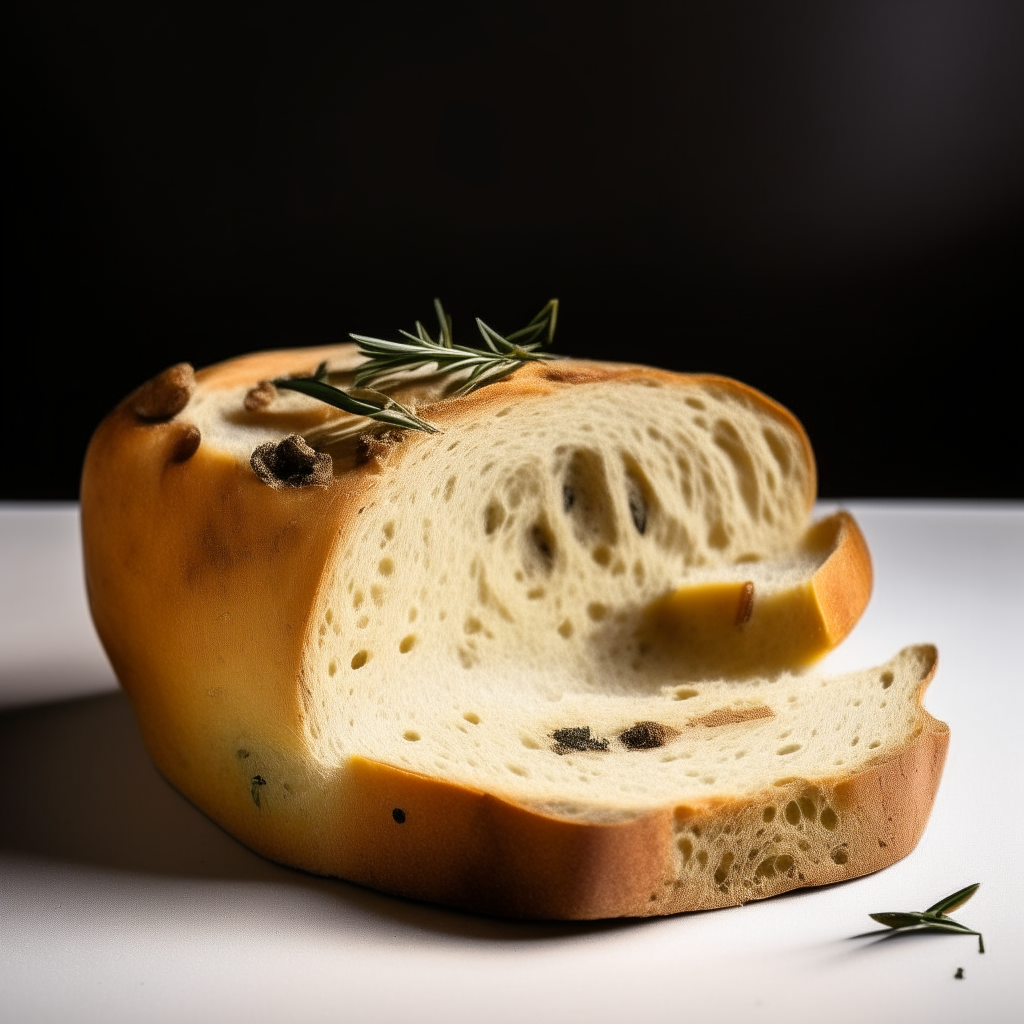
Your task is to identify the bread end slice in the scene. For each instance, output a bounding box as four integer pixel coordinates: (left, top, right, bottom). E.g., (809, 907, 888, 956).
(260, 644, 944, 919)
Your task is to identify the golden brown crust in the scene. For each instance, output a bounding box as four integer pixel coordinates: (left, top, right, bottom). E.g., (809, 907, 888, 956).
(80, 346, 919, 921)
(638, 511, 873, 677)
(811, 511, 874, 647)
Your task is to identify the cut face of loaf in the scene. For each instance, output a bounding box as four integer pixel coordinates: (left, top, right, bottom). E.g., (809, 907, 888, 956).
(82, 349, 892, 919)
(184, 348, 868, 695)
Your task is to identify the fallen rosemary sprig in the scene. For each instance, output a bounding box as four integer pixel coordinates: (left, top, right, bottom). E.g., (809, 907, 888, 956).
(273, 363, 439, 434)
(352, 297, 558, 395)
(870, 883, 985, 952)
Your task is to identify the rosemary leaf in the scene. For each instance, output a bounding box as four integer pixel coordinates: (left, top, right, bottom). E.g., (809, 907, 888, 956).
(869, 884, 985, 953)
(925, 882, 981, 917)
(272, 375, 438, 434)
(870, 912, 931, 929)
(353, 298, 558, 395)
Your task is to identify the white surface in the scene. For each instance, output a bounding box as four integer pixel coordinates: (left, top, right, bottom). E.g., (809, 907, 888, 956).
(0, 502, 1021, 1023)
(0, 505, 117, 707)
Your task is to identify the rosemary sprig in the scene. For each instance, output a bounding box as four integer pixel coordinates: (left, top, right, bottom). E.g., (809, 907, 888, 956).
(869, 883, 985, 952)
(273, 363, 439, 434)
(271, 299, 558, 437)
(351, 297, 558, 395)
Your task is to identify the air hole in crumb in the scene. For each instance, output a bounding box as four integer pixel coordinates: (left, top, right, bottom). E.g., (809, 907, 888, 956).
(707, 520, 729, 550)
(325, 608, 333, 624)
(868, 740, 880, 749)
(484, 501, 506, 535)
(777, 743, 801, 755)
(351, 650, 369, 669)
(627, 481, 648, 533)
(507, 764, 527, 777)
(561, 448, 617, 545)
(851, 736, 859, 746)
(831, 847, 849, 865)
(383, 521, 395, 540)
(526, 519, 557, 573)
(623, 456, 656, 536)
(714, 851, 735, 885)
(674, 687, 699, 700)
(881, 671, 894, 688)
(408, 607, 417, 622)
(403, 730, 421, 741)
(763, 428, 792, 476)
(587, 602, 607, 621)
(678, 837, 693, 863)
(353, 591, 364, 609)
(820, 808, 839, 830)
(443, 476, 457, 501)
(798, 796, 816, 819)
(763, 806, 776, 822)
(463, 712, 480, 724)
(399, 635, 417, 653)
(557, 619, 573, 638)
(785, 801, 801, 825)
(521, 736, 540, 749)
(328, 660, 337, 676)
(592, 544, 612, 566)
(775, 855, 794, 873)
(378, 558, 394, 576)
(685, 397, 705, 410)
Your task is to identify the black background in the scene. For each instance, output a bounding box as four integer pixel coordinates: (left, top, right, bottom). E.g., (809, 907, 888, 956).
(6, 1, 1023, 500)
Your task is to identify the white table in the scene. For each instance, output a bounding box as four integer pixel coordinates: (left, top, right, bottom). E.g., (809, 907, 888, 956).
(1, 502, 1021, 1023)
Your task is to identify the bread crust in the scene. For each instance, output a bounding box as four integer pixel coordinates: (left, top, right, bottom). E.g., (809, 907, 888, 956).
(82, 349, 926, 920)
(640, 511, 873, 676)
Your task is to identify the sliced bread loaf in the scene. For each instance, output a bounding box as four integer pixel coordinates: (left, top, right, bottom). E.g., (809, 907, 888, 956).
(79, 347, 930, 919)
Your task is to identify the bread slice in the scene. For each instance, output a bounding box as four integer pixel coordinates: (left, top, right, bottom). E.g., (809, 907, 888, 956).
(80, 347, 918, 919)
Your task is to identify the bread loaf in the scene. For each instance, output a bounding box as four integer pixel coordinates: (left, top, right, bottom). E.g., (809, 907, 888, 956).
(81, 347, 944, 918)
